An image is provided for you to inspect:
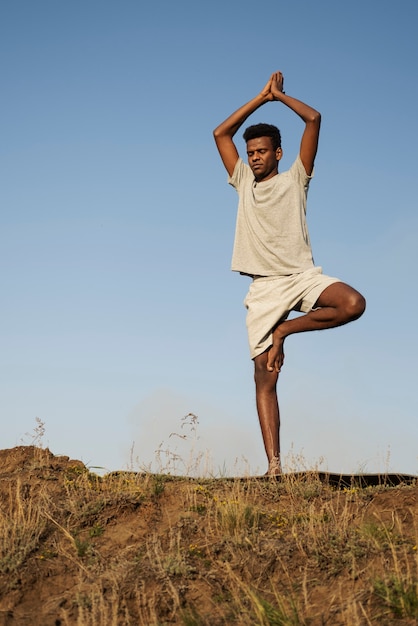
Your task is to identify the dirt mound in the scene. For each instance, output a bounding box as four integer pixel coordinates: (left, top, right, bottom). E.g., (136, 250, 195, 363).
(0, 446, 417, 625)
(0, 446, 84, 477)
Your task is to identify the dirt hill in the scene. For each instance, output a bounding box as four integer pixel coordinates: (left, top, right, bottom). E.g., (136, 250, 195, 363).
(0, 446, 417, 625)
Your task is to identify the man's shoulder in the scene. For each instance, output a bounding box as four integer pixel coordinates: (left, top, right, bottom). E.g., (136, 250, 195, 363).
(228, 158, 253, 188)
(281, 155, 302, 174)
(277, 155, 313, 186)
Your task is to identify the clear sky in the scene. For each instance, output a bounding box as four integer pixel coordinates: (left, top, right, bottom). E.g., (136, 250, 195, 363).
(1, 0, 417, 476)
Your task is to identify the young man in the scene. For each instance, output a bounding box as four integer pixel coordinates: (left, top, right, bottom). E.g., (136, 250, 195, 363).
(213, 71, 366, 475)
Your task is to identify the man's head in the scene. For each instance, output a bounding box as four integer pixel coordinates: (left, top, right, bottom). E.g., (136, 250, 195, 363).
(243, 123, 283, 182)
(243, 123, 281, 150)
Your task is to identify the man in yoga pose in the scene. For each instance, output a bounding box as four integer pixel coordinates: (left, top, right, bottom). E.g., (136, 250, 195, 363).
(213, 71, 366, 475)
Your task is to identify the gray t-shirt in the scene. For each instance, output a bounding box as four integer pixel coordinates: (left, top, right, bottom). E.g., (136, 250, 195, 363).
(228, 155, 315, 276)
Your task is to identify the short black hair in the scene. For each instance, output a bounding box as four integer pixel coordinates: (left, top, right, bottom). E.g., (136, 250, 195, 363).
(243, 123, 282, 150)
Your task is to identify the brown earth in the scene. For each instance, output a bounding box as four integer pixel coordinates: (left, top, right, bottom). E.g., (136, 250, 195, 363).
(0, 446, 417, 626)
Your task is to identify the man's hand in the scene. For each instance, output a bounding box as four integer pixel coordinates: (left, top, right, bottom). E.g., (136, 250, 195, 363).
(259, 75, 274, 102)
(259, 72, 284, 102)
(269, 71, 285, 100)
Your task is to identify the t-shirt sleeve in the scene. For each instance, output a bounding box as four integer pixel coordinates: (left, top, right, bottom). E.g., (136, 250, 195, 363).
(228, 158, 249, 191)
(288, 155, 314, 189)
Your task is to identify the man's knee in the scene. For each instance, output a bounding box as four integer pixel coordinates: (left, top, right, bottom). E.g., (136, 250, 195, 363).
(317, 283, 366, 322)
(254, 351, 278, 389)
(343, 291, 366, 322)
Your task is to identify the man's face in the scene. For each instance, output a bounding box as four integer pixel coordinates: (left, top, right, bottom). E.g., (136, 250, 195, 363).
(246, 136, 282, 182)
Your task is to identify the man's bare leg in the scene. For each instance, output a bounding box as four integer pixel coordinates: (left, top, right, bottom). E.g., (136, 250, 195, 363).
(254, 282, 365, 473)
(254, 351, 281, 475)
(267, 282, 366, 372)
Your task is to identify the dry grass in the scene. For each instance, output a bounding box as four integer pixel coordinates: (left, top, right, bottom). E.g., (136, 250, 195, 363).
(0, 445, 416, 625)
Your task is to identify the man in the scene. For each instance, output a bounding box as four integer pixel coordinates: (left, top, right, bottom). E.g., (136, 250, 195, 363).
(213, 71, 366, 475)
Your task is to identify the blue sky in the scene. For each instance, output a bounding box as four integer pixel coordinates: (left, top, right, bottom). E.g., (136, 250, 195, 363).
(1, 0, 417, 475)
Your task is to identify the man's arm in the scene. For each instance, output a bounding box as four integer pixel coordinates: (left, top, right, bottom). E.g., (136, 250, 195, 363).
(213, 76, 274, 177)
(269, 72, 321, 176)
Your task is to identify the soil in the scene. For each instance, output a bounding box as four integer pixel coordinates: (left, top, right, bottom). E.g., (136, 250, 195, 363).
(0, 446, 416, 626)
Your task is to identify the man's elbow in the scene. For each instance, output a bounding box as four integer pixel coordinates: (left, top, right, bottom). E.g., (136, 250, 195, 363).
(213, 126, 223, 140)
(213, 126, 227, 146)
(310, 111, 321, 125)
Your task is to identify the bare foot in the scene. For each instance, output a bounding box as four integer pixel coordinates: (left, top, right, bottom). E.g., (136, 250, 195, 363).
(266, 338, 285, 372)
(267, 456, 282, 476)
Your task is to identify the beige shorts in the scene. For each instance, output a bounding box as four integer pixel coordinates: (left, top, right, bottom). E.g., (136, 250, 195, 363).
(244, 266, 340, 359)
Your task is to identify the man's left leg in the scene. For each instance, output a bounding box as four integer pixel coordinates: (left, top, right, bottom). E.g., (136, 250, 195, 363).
(267, 282, 366, 372)
(254, 352, 281, 475)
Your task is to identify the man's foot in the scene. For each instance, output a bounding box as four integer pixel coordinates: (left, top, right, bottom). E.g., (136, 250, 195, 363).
(266, 338, 285, 372)
(267, 455, 282, 476)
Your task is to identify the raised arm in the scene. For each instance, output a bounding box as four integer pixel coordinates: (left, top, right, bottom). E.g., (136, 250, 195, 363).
(213, 76, 274, 176)
(269, 72, 321, 176)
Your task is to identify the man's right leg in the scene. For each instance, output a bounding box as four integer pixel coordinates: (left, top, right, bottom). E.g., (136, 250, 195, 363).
(254, 350, 281, 475)
(267, 282, 365, 372)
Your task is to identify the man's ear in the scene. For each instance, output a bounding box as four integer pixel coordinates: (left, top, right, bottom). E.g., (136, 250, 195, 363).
(276, 147, 283, 162)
